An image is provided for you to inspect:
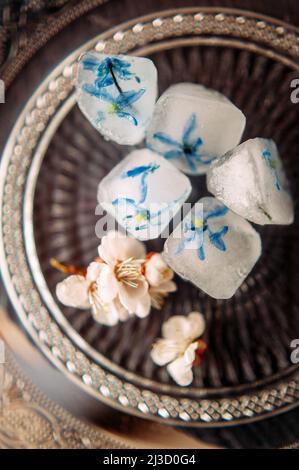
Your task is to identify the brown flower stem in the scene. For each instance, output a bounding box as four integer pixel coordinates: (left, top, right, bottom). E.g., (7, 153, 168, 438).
(50, 258, 87, 276)
(193, 339, 208, 366)
(258, 205, 272, 221)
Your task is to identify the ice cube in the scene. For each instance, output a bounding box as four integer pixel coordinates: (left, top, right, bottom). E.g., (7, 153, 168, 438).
(207, 138, 294, 225)
(163, 197, 261, 299)
(146, 83, 246, 175)
(98, 149, 192, 240)
(76, 52, 158, 145)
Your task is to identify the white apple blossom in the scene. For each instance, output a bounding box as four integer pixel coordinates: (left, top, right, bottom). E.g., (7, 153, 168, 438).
(145, 253, 177, 309)
(145, 252, 173, 286)
(56, 261, 123, 326)
(151, 312, 207, 386)
(97, 231, 151, 318)
(55, 231, 177, 325)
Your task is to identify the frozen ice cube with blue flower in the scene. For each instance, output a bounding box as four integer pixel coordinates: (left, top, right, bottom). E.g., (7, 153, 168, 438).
(76, 52, 158, 145)
(163, 197, 262, 299)
(98, 149, 192, 240)
(207, 138, 294, 225)
(146, 83, 246, 175)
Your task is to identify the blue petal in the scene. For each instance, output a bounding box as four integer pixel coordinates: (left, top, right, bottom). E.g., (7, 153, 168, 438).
(112, 197, 139, 210)
(135, 224, 148, 231)
(111, 57, 131, 69)
(82, 84, 115, 103)
(122, 165, 153, 178)
(120, 164, 159, 204)
(209, 226, 228, 251)
(262, 148, 281, 191)
(164, 149, 184, 160)
(153, 132, 181, 147)
(181, 223, 197, 242)
(191, 137, 203, 153)
(275, 178, 281, 191)
(185, 154, 198, 173)
(117, 69, 134, 80)
(139, 173, 148, 204)
(175, 223, 198, 254)
(95, 76, 114, 88)
(262, 149, 271, 160)
(82, 55, 101, 71)
(193, 152, 216, 165)
(117, 111, 138, 126)
(185, 230, 197, 243)
(110, 58, 139, 81)
(184, 221, 195, 231)
(182, 113, 196, 144)
(96, 60, 111, 79)
(116, 89, 145, 107)
(204, 206, 229, 221)
(198, 245, 205, 260)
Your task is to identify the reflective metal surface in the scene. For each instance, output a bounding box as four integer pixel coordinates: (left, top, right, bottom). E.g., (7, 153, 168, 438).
(1, 7, 299, 426)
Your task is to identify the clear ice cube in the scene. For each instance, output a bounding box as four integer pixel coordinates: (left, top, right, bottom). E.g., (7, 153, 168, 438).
(146, 83, 246, 175)
(207, 138, 294, 225)
(76, 52, 158, 145)
(98, 149, 192, 240)
(163, 197, 262, 299)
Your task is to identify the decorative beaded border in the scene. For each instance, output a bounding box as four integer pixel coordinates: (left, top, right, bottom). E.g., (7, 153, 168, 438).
(1, 8, 299, 426)
(1, 351, 130, 449)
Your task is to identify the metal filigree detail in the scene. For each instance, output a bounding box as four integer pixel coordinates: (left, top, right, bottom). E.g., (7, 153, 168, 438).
(0, 352, 130, 449)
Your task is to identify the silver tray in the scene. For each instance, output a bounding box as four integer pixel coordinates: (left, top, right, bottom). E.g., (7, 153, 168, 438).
(1, 7, 299, 427)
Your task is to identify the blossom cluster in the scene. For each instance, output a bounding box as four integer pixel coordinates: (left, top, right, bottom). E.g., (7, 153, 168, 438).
(54, 231, 207, 385)
(55, 231, 176, 326)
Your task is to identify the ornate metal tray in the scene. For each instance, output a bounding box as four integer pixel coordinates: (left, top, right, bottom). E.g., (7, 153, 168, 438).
(1, 7, 299, 427)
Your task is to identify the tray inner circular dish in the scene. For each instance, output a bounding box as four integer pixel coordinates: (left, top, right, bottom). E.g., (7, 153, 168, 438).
(33, 44, 299, 391)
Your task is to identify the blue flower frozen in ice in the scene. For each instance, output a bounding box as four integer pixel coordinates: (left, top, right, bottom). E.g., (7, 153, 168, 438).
(121, 163, 160, 204)
(112, 163, 187, 233)
(177, 204, 229, 261)
(82, 86, 145, 126)
(112, 163, 160, 231)
(148, 113, 216, 173)
(262, 148, 281, 191)
(82, 55, 141, 89)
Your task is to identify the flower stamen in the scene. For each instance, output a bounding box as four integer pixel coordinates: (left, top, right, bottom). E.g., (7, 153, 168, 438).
(150, 290, 168, 309)
(114, 257, 145, 288)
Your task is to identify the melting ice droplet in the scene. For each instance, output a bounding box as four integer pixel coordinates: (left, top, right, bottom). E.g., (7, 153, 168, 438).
(207, 138, 294, 225)
(146, 83, 246, 175)
(163, 197, 262, 299)
(98, 149, 192, 240)
(76, 52, 158, 145)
